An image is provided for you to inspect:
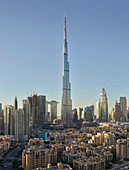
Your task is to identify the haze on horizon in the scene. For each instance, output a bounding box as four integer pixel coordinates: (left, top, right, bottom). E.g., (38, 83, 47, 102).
(0, 0, 129, 115)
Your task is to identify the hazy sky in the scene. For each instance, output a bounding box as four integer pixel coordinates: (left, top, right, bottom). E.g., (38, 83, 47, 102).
(0, 0, 129, 114)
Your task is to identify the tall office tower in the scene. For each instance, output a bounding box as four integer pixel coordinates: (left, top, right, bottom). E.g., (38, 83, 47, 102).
(99, 88, 108, 122)
(15, 109, 24, 141)
(115, 101, 121, 122)
(72, 108, 78, 122)
(61, 17, 72, 127)
(0, 103, 3, 134)
(50, 101, 58, 122)
(27, 94, 38, 128)
(96, 102, 99, 119)
(119, 97, 127, 121)
(78, 107, 83, 120)
(38, 95, 47, 126)
(23, 100, 30, 138)
(84, 105, 94, 121)
(14, 96, 18, 110)
(4, 106, 14, 135)
(110, 107, 116, 122)
(4, 105, 15, 135)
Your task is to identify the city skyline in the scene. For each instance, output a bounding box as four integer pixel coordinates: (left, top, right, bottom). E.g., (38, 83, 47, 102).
(0, 1, 129, 114)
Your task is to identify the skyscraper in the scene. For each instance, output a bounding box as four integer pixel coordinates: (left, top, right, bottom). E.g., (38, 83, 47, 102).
(27, 94, 38, 128)
(99, 88, 108, 122)
(78, 107, 83, 120)
(96, 102, 99, 120)
(115, 100, 121, 122)
(50, 100, 58, 122)
(119, 97, 127, 121)
(84, 105, 94, 121)
(14, 96, 18, 110)
(38, 95, 47, 126)
(72, 108, 78, 123)
(23, 100, 30, 138)
(4, 105, 15, 135)
(61, 17, 72, 127)
(15, 109, 24, 141)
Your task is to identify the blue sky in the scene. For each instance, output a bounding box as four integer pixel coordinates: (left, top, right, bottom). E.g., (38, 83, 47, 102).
(0, 0, 129, 114)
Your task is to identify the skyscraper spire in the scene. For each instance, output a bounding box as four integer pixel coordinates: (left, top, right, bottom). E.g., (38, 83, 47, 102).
(61, 17, 72, 127)
(63, 17, 67, 55)
(64, 17, 67, 40)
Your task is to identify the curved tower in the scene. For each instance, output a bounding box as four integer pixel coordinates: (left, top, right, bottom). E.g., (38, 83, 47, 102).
(99, 88, 108, 122)
(61, 17, 72, 127)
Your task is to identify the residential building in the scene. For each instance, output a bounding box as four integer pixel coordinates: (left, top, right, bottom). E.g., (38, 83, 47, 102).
(116, 138, 129, 160)
(22, 146, 57, 170)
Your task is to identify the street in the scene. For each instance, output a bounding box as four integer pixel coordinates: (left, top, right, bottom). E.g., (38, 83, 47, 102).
(0, 144, 24, 170)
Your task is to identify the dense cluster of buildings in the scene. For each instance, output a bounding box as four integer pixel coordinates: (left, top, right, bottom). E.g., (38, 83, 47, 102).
(0, 95, 58, 142)
(21, 124, 129, 170)
(1, 17, 129, 170)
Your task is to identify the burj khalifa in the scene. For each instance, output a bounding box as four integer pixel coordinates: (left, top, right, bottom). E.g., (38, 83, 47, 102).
(61, 17, 73, 127)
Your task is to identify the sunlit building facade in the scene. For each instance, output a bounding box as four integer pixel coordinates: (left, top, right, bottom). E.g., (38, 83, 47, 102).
(4, 105, 15, 135)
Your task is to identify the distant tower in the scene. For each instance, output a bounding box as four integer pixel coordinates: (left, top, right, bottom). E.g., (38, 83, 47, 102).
(61, 17, 72, 127)
(50, 101, 59, 122)
(78, 107, 83, 120)
(14, 96, 18, 110)
(27, 94, 38, 128)
(15, 109, 24, 142)
(84, 105, 94, 121)
(119, 97, 127, 121)
(115, 100, 121, 122)
(23, 100, 30, 138)
(99, 88, 108, 122)
(4, 105, 15, 135)
(38, 95, 47, 126)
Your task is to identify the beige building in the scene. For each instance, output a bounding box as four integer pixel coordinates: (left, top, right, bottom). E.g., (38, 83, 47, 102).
(103, 132, 116, 146)
(89, 132, 104, 145)
(22, 146, 57, 170)
(116, 138, 129, 160)
(73, 156, 105, 170)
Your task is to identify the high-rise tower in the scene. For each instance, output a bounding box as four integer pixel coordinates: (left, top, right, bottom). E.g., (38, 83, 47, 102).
(14, 96, 18, 110)
(119, 97, 127, 121)
(99, 88, 108, 122)
(61, 17, 72, 127)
